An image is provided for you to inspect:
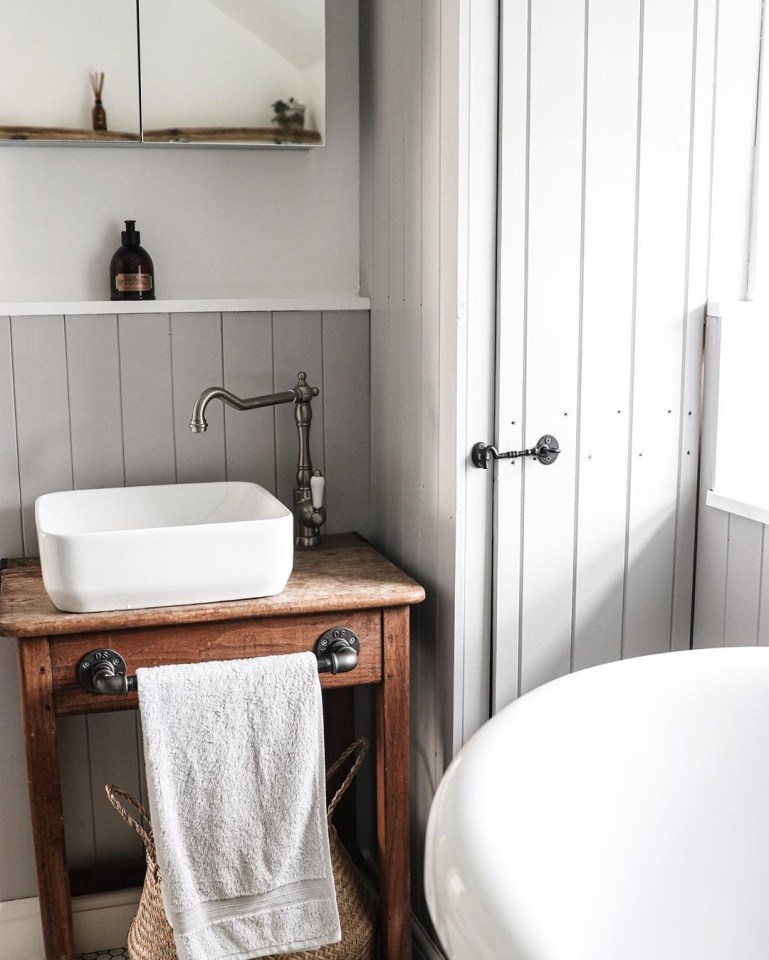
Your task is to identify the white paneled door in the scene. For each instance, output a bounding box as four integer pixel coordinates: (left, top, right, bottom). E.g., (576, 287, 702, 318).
(490, 0, 714, 712)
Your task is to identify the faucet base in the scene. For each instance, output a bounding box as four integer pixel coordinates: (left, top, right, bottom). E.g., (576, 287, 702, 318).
(296, 533, 322, 548)
(294, 487, 325, 548)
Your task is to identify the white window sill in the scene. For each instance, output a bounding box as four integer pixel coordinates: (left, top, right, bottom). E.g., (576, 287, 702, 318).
(707, 489, 769, 526)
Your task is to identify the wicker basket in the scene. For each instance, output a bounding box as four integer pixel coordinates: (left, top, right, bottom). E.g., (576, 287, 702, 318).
(106, 735, 377, 960)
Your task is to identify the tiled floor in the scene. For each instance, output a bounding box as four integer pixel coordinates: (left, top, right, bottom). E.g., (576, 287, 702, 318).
(77, 951, 129, 960)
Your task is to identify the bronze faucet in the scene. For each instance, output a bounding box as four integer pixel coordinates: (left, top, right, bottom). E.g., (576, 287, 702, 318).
(189, 371, 326, 546)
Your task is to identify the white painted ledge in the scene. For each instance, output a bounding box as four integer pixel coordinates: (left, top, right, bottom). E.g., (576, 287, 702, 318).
(707, 489, 769, 526)
(0, 296, 371, 317)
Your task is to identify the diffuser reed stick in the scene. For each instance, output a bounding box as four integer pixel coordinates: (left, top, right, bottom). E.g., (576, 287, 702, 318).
(90, 71, 107, 131)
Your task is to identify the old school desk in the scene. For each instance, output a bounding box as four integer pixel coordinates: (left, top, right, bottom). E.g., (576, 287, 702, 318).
(0, 533, 425, 960)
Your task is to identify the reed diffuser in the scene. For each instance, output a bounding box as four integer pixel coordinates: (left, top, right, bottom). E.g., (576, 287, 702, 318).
(90, 71, 107, 131)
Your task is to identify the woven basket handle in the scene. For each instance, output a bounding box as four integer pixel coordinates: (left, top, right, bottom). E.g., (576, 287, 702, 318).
(105, 784, 154, 850)
(326, 734, 369, 823)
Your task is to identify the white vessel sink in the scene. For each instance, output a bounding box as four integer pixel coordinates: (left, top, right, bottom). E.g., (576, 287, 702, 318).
(35, 481, 293, 613)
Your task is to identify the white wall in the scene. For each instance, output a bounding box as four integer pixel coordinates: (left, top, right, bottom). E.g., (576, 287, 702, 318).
(0, 307, 370, 905)
(0, 0, 357, 303)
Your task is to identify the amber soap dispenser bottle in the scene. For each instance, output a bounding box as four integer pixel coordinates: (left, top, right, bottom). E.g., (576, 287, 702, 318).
(110, 220, 155, 300)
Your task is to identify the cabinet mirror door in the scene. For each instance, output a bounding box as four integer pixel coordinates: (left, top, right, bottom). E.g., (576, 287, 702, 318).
(0, 0, 324, 147)
(138, 0, 325, 146)
(0, 0, 141, 142)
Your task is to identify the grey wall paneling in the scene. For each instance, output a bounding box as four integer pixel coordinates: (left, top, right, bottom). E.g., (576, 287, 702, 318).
(321, 311, 370, 536)
(11, 316, 73, 553)
(57, 715, 97, 872)
(65, 315, 125, 490)
(0, 308, 370, 902)
(170, 313, 226, 484)
(0, 316, 33, 899)
(222, 313, 276, 493)
(0, 317, 22, 558)
(118, 313, 176, 487)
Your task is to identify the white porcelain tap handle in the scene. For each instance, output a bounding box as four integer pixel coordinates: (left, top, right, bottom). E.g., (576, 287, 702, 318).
(311, 471, 325, 509)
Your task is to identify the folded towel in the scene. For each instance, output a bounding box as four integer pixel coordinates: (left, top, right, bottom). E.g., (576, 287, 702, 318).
(137, 652, 341, 960)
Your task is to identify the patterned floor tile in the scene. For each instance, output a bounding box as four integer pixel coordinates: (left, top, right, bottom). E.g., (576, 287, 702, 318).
(76, 950, 129, 960)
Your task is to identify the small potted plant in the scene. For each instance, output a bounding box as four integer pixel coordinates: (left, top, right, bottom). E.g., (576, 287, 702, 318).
(271, 98, 306, 132)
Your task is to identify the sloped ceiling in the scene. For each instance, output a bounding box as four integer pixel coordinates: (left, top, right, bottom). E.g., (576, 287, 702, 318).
(205, 0, 324, 70)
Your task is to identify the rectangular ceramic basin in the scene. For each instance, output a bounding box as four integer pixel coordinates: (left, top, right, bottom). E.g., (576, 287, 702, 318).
(35, 481, 294, 613)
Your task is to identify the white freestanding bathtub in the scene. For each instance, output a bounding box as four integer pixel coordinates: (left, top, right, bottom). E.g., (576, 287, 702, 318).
(425, 647, 769, 960)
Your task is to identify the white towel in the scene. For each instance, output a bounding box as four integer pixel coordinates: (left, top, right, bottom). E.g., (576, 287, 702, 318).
(137, 653, 341, 960)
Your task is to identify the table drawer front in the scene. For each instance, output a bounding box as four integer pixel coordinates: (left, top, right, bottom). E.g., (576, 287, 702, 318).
(51, 609, 382, 715)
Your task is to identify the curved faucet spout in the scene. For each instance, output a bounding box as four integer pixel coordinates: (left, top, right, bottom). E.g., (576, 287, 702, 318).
(189, 386, 296, 433)
(188, 372, 326, 547)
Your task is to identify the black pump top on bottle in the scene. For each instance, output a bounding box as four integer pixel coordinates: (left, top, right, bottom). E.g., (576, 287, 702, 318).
(110, 218, 155, 301)
(121, 220, 141, 245)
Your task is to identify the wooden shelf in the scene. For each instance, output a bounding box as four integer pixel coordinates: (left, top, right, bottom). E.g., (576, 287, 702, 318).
(143, 126, 322, 144)
(0, 125, 321, 145)
(0, 126, 139, 142)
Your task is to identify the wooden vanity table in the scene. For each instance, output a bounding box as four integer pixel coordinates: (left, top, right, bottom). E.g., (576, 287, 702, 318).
(0, 533, 424, 960)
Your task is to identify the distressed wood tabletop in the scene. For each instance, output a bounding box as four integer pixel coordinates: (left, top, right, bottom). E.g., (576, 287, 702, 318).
(0, 533, 425, 638)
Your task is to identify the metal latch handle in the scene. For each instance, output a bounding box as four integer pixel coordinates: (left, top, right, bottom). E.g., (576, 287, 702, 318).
(471, 434, 561, 469)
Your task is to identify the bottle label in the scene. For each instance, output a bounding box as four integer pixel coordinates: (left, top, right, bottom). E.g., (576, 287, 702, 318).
(115, 273, 153, 292)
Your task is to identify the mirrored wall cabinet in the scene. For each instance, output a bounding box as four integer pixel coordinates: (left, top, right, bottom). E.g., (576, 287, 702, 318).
(0, 0, 325, 146)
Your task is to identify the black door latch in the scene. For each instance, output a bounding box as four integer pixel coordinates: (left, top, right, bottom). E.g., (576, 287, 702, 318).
(471, 435, 560, 469)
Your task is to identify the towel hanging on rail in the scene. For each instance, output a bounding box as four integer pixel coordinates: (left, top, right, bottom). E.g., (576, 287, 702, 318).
(137, 652, 341, 960)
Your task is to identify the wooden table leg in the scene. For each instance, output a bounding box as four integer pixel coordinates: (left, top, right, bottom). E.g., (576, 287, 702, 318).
(376, 606, 411, 960)
(17, 637, 75, 960)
